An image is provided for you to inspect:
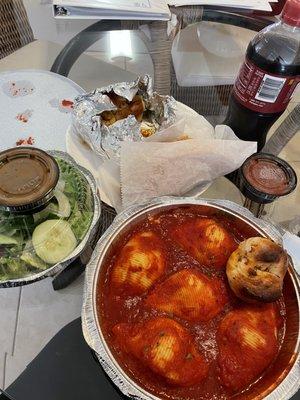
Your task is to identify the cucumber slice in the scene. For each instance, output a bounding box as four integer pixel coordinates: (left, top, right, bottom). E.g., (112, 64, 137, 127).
(32, 220, 77, 264)
(0, 234, 18, 245)
(33, 188, 71, 223)
(54, 189, 71, 218)
(56, 179, 66, 192)
(21, 242, 48, 270)
(20, 252, 48, 270)
(33, 203, 59, 224)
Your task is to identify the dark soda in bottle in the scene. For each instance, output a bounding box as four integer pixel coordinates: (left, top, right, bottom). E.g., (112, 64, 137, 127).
(224, 0, 300, 151)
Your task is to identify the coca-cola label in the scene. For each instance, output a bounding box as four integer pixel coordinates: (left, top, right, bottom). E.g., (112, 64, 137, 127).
(233, 58, 300, 113)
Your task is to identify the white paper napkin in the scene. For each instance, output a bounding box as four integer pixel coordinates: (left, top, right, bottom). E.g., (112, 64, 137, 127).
(120, 135, 256, 209)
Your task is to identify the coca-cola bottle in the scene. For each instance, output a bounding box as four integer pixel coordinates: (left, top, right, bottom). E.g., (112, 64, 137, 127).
(224, 0, 300, 151)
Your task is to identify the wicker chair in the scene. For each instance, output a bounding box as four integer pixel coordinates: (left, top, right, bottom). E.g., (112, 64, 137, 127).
(0, 0, 34, 60)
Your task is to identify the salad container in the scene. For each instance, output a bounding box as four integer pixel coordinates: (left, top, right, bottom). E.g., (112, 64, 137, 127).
(0, 147, 101, 288)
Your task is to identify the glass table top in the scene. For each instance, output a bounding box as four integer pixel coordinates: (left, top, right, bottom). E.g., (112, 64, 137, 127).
(0, 4, 299, 399)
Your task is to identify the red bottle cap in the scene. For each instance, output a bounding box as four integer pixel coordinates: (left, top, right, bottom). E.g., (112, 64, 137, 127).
(282, 0, 300, 27)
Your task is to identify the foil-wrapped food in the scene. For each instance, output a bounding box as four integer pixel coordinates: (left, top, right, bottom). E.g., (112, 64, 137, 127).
(72, 76, 176, 160)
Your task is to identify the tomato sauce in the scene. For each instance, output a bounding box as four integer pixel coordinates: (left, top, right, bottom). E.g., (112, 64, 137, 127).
(97, 205, 286, 400)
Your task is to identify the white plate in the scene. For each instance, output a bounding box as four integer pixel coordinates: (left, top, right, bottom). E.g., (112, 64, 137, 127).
(0, 69, 84, 151)
(66, 101, 212, 208)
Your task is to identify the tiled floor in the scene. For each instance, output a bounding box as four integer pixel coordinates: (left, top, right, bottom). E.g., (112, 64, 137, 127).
(4, 276, 85, 388)
(0, 287, 20, 388)
(0, 17, 299, 395)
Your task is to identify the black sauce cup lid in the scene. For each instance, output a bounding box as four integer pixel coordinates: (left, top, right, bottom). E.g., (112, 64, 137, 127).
(239, 153, 297, 204)
(0, 147, 59, 213)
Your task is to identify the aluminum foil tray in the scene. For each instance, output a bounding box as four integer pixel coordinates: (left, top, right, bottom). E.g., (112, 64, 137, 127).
(82, 197, 300, 400)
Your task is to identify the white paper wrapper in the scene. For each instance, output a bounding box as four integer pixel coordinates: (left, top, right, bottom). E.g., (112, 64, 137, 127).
(120, 134, 256, 209)
(68, 101, 256, 212)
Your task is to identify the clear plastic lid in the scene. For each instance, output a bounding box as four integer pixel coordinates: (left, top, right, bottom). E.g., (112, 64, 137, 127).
(0, 149, 95, 283)
(0, 147, 59, 213)
(239, 153, 297, 204)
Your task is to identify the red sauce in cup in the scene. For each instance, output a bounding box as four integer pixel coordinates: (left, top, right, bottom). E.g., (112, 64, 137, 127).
(242, 158, 290, 195)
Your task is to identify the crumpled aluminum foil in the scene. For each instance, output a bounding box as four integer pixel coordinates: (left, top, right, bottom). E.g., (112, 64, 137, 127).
(82, 197, 300, 400)
(72, 75, 176, 160)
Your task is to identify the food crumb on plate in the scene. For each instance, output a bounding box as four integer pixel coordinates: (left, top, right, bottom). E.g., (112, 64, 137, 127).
(16, 136, 35, 146)
(3, 80, 35, 98)
(49, 98, 74, 113)
(61, 99, 74, 108)
(16, 109, 33, 123)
